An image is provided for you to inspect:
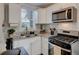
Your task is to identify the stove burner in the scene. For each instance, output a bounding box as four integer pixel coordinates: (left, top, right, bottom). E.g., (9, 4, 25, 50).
(50, 34, 78, 44)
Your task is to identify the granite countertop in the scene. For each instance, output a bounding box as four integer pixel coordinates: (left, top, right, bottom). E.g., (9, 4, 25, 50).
(13, 36, 40, 41)
(13, 33, 51, 41)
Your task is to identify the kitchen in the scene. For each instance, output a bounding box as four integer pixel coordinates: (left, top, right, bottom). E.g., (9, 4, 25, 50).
(0, 3, 79, 55)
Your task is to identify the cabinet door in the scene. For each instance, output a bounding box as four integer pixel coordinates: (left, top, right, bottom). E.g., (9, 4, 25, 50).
(9, 4, 21, 24)
(42, 37, 48, 55)
(38, 8, 47, 23)
(31, 37, 41, 55)
(13, 37, 41, 55)
(53, 45, 61, 55)
(13, 39, 32, 54)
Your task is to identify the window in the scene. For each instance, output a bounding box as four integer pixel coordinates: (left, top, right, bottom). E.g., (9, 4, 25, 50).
(21, 9, 38, 31)
(21, 9, 31, 30)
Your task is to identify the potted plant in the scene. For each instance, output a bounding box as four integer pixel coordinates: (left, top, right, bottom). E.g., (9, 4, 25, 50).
(7, 28, 15, 38)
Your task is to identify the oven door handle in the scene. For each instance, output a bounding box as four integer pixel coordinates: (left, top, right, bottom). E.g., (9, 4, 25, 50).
(61, 48, 71, 52)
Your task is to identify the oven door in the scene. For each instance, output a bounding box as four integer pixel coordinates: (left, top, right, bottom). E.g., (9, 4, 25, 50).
(53, 44, 71, 55)
(61, 48, 71, 55)
(53, 39, 71, 55)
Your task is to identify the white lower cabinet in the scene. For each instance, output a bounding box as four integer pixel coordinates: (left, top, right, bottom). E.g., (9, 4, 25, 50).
(13, 39, 31, 54)
(13, 36, 48, 55)
(13, 37, 41, 55)
(31, 37, 41, 55)
(42, 37, 48, 55)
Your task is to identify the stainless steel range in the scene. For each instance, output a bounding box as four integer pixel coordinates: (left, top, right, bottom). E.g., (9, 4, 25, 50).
(48, 29, 79, 55)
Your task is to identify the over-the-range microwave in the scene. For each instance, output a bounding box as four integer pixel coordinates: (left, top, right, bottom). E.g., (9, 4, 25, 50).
(52, 7, 77, 23)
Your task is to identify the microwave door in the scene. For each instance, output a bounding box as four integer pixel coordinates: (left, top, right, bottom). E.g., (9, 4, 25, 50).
(52, 14, 58, 21)
(58, 11, 66, 20)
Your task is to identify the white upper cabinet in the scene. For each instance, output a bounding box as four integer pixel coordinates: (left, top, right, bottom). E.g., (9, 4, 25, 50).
(37, 8, 52, 24)
(37, 8, 47, 23)
(9, 4, 21, 24)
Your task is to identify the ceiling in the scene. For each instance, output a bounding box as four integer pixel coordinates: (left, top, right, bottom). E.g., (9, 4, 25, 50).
(28, 3, 53, 8)
(21, 3, 53, 9)
(20, 3, 54, 11)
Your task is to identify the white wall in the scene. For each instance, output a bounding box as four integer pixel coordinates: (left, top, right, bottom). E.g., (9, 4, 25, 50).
(46, 3, 79, 31)
(0, 4, 6, 53)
